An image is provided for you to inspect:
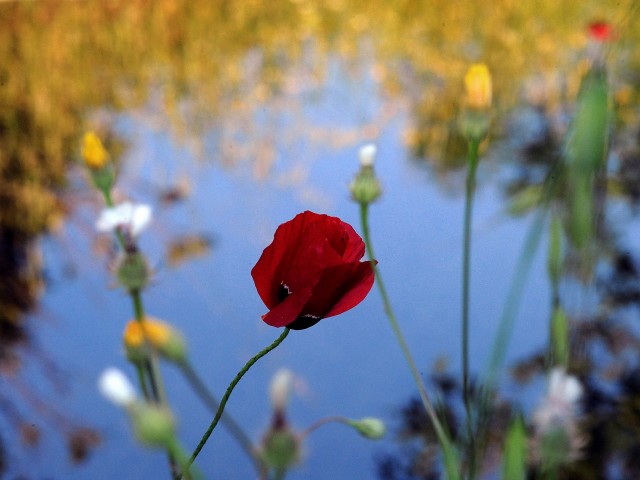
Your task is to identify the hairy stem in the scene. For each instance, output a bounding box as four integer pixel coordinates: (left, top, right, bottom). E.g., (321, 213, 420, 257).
(183, 328, 290, 476)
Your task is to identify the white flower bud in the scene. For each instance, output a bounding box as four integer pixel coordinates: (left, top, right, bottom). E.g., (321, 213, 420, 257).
(548, 368, 582, 404)
(98, 367, 137, 407)
(270, 369, 294, 411)
(358, 144, 377, 167)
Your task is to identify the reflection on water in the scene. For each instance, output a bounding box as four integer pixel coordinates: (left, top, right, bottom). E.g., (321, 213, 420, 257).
(1, 0, 640, 477)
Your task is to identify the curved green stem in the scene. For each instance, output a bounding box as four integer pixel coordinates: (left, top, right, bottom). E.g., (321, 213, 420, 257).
(300, 416, 347, 438)
(179, 361, 263, 472)
(184, 328, 291, 474)
(359, 203, 459, 480)
(462, 139, 480, 477)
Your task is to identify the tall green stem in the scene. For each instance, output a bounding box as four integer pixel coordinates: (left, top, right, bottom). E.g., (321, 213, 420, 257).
(184, 328, 291, 476)
(485, 207, 546, 389)
(131, 288, 167, 405)
(99, 188, 174, 474)
(462, 139, 480, 477)
(359, 204, 459, 480)
(179, 361, 263, 473)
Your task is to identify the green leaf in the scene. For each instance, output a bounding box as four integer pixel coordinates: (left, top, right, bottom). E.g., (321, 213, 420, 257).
(502, 416, 527, 480)
(551, 307, 569, 367)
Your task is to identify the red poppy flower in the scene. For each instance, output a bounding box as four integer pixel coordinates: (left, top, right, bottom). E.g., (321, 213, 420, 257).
(252, 211, 376, 330)
(588, 21, 614, 42)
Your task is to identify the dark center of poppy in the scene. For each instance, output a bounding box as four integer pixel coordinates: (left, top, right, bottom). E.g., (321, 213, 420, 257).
(277, 282, 291, 303)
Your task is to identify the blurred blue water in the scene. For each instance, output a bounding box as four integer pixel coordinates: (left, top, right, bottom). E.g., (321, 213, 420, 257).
(21, 61, 553, 479)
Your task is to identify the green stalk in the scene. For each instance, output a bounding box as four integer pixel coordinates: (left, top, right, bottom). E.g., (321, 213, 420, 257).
(359, 204, 459, 480)
(462, 139, 480, 477)
(99, 188, 174, 474)
(130, 287, 174, 476)
(485, 206, 546, 390)
(101, 189, 127, 250)
(183, 328, 291, 476)
(178, 360, 263, 473)
(131, 289, 168, 405)
(135, 363, 151, 400)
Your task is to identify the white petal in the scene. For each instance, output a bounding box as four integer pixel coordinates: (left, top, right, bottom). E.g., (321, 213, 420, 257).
(548, 367, 582, 404)
(99, 367, 137, 406)
(95, 202, 152, 237)
(562, 376, 583, 403)
(358, 144, 377, 167)
(130, 204, 152, 237)
(96, 202, 134, 232)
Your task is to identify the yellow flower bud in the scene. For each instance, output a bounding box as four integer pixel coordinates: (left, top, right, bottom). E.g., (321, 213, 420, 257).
(123, 317, 186, 363)
(81, 132, 109, 170)
(464, 64, 492, 109)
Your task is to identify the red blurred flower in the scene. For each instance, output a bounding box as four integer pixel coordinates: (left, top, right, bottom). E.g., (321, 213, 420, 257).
(252, 211, 375, 330)
(588, 21, 614, 42)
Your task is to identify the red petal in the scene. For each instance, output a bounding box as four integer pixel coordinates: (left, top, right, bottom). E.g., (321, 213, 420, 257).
(319, 216, 365, 262)
(301, 261, 375, 319)
(261, 288, 312, 328)
(324, 261, 376, 318)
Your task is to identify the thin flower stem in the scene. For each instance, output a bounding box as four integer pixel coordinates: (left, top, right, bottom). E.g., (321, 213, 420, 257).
(129, 289, 175, 476)
(130, 288, 167, 405)
(359, 203, 459, 480)
(168, 437, 204, 480)
(300, 416, 347, 438)
(484, 207, 547, 388)
(101, 189, 127, 249)
(462, 139, 480, 477)
(99, 187, 175, 476)
(178, 361, 263, 473)
(135, 363, 151, 400)
(183, 328, 291, 476)
(104, 189, 114, 207)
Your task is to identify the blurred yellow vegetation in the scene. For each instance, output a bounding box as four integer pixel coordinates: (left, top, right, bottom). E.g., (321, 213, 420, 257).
(0, 0, 638, 234)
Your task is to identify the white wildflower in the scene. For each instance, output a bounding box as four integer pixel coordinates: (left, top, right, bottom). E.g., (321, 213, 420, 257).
(534, 367, 583, 431)
(96, 202, 152, 237)
(99, 367, 137, 407)
(532, 367, 585, 465)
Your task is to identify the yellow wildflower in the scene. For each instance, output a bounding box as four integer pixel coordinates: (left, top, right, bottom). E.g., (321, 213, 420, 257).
(464, 64, 492, 109)
(123, 317, 186, 363)
(81, 132, 109, 169)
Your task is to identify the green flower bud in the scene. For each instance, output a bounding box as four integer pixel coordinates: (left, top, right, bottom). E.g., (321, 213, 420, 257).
(261, 428, 300, 473)
(347, 417, 386, 440)
(539, 427, 573, 472)
(117, 251, 150, 292)
(350, 165, 382, 205)
(130, 403, 176, 448)
(509, 185, 543, 216)
(458, 109, 491, 143)
(90, 165, 116, 196)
